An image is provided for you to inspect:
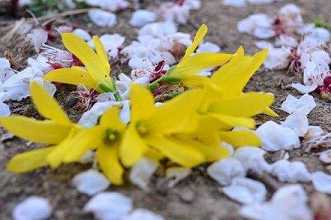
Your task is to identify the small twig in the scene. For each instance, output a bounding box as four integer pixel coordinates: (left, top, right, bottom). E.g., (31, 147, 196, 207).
(37, 8, 93, 26)
(249, 172, 281, 192)
(25, 9, 40, 25)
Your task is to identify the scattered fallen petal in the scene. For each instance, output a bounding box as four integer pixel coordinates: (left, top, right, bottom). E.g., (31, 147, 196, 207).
(130, 10, 157, 27)
(271, 160, 311, 183)
(256, 121, 300, 151)
(72, 28, 92, 41)
(312, 171, 331, 194)
(319, 149, 331, 164)
(88, 9, 117, 27)
(123, 209, 164, 220)
(223, 177, 267, 204)
(234, 147, 271, 174)
(291, 83, 317, 94)
(129, 158, 158, 191)
(13, 196, 52, 220)
(207, 158, 246, 186)
(72, 169, 110, 196)
(240, 185, 312, 220)
(281, 112, 309, 137)
(281, 94, 316, 115)
(84, 192, 133, 220)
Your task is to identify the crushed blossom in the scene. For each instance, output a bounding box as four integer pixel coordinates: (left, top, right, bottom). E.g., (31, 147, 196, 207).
(71, 88, 98, 112)
(40, 45, 75, 69)
(317, 75, 331, 99)
(272, 17, 286, 36)
(149, 61, 167, 82)
(288, 48, 302, 74)
(175, 0, 186, 6)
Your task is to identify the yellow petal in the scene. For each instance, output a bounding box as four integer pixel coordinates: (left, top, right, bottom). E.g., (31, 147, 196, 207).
(97, 144, 124, 185)
(148, 89, 203, 134)
(61, 33, 109, 83)
(208, 113, 256, 129)
(181, 75, 215, 88)
(30, 81, 71, 124)
(178, 137, 229, 162)
(263, 107, 278, 117)
(219, 130, 261, 147)
(7, 147, 55, 173)
(44, 67, 97, 89)
(93, 36, 111, 76)
(100, 106, 126, 131)
(229, 49, 268, 96)
(212, 49, 268, 98)
(46, 129, 79, 167)
(63, 127, 103, 163)
(208, 92, 274, 117)
(0, 116, 71, 144)
(146, 135, 205, 168)
(130, 84, 155, 123)
(183, 24, 208, 59)
(170, 53, 232, 79)
(211, 46, 245, 84)
(119, 125, 147, 167)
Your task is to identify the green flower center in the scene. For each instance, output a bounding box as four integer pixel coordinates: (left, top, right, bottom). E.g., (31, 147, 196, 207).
(106, 129, 120, 144)
(136, 122, 148, 136)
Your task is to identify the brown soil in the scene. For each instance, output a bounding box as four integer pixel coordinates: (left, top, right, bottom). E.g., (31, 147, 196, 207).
(1, 0, 331, 219)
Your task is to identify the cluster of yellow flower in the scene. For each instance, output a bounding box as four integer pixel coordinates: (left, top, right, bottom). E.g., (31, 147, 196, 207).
(0, 25, 276, 185)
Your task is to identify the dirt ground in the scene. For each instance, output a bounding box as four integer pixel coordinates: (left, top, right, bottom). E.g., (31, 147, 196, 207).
(1, 0, 331, 219)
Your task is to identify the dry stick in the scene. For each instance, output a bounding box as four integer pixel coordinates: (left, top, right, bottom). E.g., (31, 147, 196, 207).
(38, 8, 93, 26)
(249, 172, 281, 192)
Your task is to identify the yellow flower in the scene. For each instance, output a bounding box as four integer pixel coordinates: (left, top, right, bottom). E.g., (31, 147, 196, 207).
(1, 82, 83, 172)
(62, 106, 126, 185)
(209, 47, 278, 117)
(167, 24, 232, 87)
(120, 84, 206, 168)
(44, 33, 113, 93)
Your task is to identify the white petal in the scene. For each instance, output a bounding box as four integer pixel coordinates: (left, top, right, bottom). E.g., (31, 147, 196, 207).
(223, 177, 267, 204)
(237, 14, 275, 39)
(271, 160, 311, 183)
(223, 0, 246, 7)
(240, 184, 312, 220)
(281, 112, 309, 137)
(72, 169, 110, 196)
(291, 83, 317, 94)
(312, 171, 331, 194)
(129, 158, 158, 191)
(27, 28, 48, 53)
(319, 150, 331, 163)
(207, 158, 246, 186)
(256, 121, 300, 151)
(197, 42, 220, 53)
(275, 35, 298, 48)
(123, 209, 164, 220)
(0, 102, 10, 116)
(13, 196, 52, 220)
(234, 147, 271, 174)
(263, 47, 291, 70)
(281, 94, 316, 115)
(88, 9, 117, 27)
(84, 192, 133, 220)
(79, 101, 130, 127)
(85, 0, 129, 11)
(130, 10, 157, 27)
(72, 28, 92, 41)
